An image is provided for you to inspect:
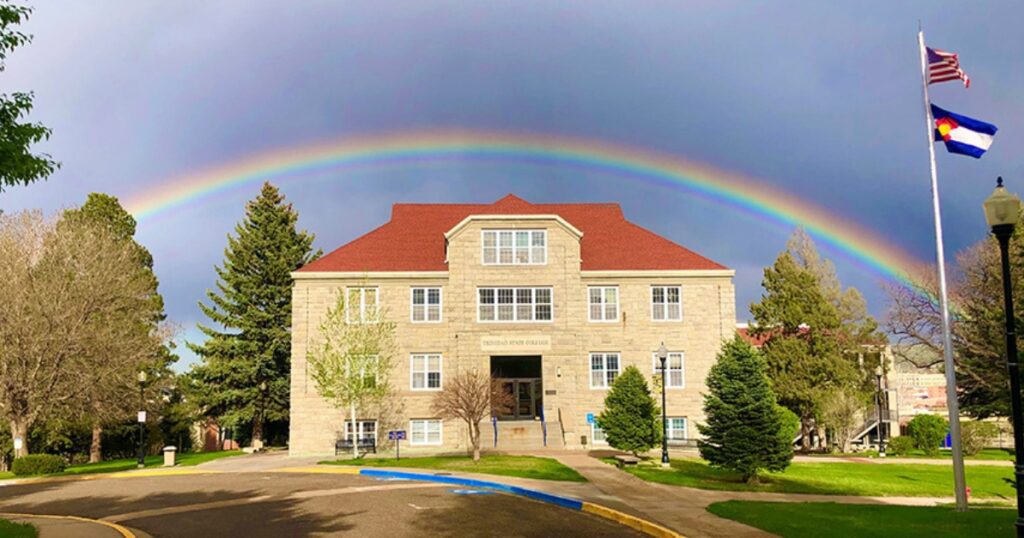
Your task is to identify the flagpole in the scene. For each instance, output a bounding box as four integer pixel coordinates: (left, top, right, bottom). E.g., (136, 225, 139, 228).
(918, 28, 969, 512)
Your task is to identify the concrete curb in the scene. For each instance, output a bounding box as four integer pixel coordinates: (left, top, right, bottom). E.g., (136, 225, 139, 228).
(355, 469, 683, 537)
(1, 512, 136, 537)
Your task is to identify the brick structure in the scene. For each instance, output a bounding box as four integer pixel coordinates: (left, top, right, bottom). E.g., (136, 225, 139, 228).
(289, 195, 735, 455)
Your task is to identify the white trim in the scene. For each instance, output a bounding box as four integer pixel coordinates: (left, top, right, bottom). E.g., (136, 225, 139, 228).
(581, 269, 734, 278)
(652, 351, 685, 389)
(409, 419, 443, 446)
(665, 417, 688, 441)
(445, 214, 583, 240)
(345, 287, 379, 324)
(410, 287, 443, 323)
(650, 285, 683, 322)
(477, 287, 554, 323)
(410, 353, 443, 391)
(343, 419, 378, 442)
(587, 286, 620, 322)
(589, 352, 621, 389)
(292, 271, 449, 280)
(590, 422, 608, 445)
(481, 229, 548, 266)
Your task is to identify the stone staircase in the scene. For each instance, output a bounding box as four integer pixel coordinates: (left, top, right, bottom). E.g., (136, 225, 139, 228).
(485, 419, 562, 450)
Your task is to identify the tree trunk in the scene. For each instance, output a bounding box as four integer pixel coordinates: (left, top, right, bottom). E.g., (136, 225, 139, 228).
(469, 422, 481, 462)
(800, 418, 811, 452)
(10, 418, 29, 458)
(350, 402, 358, 459)
(251, 414, 264, 449)
(90, 421, 103, 463)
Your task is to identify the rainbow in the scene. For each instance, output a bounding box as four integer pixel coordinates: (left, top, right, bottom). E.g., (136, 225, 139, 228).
(123, 130, 925, 286)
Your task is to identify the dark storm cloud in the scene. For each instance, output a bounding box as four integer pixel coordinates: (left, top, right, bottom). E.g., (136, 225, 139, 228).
(1, 1, 1021, 368)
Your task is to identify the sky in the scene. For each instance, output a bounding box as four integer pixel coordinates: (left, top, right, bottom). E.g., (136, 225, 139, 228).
(2, 1, 1022, 371)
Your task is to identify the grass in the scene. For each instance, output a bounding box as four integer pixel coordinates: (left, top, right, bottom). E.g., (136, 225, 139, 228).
(615, 458, 1015, 499)
(707, 500, 1012, 538)
(323, 455, 587, 482)
(0, 450, 242, 479)
(0, 518, 37, 538)
(809, 448, 1014, 461)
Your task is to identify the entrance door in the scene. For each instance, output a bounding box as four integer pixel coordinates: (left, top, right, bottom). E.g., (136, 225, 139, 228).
(495, 378, 539, 420)
(516, 380, 535, 418)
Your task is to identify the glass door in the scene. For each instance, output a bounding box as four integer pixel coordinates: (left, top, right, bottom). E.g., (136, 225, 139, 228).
(516, 380, 535, 418)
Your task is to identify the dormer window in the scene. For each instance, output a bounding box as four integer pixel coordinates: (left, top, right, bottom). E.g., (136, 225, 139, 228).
(482, 230, 546, 265)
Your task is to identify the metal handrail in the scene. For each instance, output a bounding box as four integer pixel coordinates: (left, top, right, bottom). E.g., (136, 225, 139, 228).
(492, 416, 498, 448)
(540, 409, 547, 447)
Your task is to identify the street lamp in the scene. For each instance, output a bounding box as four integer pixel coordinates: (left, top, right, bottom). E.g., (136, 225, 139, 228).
(875, 366, 886, 458)
(137, 371, 147, 469)
(984, 176, 1024, 537)
(657, 342, 669, 467)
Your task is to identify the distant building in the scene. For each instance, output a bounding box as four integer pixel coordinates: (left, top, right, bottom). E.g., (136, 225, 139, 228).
(287, 195, 736, 455)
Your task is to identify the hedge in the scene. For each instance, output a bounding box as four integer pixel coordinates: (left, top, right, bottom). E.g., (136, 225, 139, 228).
(12, 454, 67, 476)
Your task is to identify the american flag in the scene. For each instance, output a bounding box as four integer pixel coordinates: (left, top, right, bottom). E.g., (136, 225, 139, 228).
(927, 47, 970, 88)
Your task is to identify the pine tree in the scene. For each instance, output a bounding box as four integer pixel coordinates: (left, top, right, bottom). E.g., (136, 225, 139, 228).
(597, 366, 661, 456)
(698, 336, 792, 483)
(189, 183, 320, 446)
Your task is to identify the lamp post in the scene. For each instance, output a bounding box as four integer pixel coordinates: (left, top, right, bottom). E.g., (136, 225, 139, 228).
(137, 371, 147, 468)
(875, 366, 886, 458)
(984, 176, 1024, 537)
(657, 342, 669, 467)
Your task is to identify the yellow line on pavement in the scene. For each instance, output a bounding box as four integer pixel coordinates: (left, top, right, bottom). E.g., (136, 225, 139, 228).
(582, 502, 684, 538)
(106, 468, 222, 479)
(1, 512, 135, 538)
(272, 466, 361, 474)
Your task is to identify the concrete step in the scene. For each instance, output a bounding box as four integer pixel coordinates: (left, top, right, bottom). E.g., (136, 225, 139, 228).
(482, 420, 563, 449)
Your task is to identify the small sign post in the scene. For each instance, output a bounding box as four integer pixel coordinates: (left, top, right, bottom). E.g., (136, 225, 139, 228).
(388, 430, 407, 460)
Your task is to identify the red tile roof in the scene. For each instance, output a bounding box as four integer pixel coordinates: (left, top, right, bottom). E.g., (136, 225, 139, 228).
(298, 194, 728, 272)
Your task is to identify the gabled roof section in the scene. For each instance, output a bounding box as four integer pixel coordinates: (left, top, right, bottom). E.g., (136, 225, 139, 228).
(298, 194, 728, 273)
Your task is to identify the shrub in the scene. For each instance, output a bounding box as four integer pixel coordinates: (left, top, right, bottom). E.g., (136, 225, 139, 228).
(961, 421, 1000, 456)
(907, 415, 948, 456)
(598, 366, 661, 456)
(11, 454, 67, 476)
(886, 436, 915, 456)
(698, 337, 793, 483)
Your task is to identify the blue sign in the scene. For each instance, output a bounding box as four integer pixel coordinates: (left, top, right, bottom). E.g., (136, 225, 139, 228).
(388, 430, 407, 441)
(586, 413, 595, 425)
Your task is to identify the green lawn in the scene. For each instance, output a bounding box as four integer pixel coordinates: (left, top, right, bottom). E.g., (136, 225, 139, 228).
(0, 518, 37, 538)
(809, 448, 1014, 461)
(323, 455, 587, 482)
(0, 450, 242, 479)
(707, 500, 1012, 538)
(617, 458, 1014, 499)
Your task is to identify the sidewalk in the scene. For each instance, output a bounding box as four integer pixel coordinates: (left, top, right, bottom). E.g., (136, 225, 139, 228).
(1, 513, 148, 538)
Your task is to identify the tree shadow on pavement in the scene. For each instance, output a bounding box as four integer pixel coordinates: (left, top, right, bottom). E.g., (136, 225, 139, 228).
(409, 491, 644, 538)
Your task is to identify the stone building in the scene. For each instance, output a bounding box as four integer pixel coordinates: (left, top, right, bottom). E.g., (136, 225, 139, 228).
(288, 195, 735, 455)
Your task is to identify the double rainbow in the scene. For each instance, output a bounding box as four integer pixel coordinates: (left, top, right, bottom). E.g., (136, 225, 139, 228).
(123, 130, 925, 286)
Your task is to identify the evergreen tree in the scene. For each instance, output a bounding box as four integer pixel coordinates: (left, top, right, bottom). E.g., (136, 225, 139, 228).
(597, 366, 661, 456)
(189, 183, 320, 446)
(698, 336, 793, 483)
(750, 229, 879, 450)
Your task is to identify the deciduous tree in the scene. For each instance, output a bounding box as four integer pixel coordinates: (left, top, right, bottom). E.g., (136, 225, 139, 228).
(189, 183, 319, 447)
(432, 369, 513, 461)
(0, 2, 58, 191)
(308, 292, 397, 458)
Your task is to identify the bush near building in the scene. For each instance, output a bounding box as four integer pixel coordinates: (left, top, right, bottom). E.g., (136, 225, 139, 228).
(907, 415, 948, 456)
(12, 454, 66, 476)
(961, 421, 1000, 456)
(886, 436, 915, 456)
(597, 366, 661, 456)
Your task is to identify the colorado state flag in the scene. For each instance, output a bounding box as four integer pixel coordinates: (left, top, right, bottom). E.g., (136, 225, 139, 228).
(931, 104, 998, 158)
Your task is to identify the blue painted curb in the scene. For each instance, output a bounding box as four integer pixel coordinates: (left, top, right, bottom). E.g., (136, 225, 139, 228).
(357, 469, 584, 511)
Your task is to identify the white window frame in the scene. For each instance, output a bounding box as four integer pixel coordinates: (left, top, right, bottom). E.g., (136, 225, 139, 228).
(652, 351, 685, 389)
(346, 287, 379, 324)
(588, 286, 620, 322)
(410, 287, 443, 323)
(344, 420, 378, 442)
(410, 353, 443, 391)
(481, 229, 547, 265)
(665, 417, 687, 442)
(591, 422, 608, 445)
(409, 419, 443, 446)
(477, 287, 553, 323)
(651, 285, 682, 322)
(589, 352, 621, 389)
